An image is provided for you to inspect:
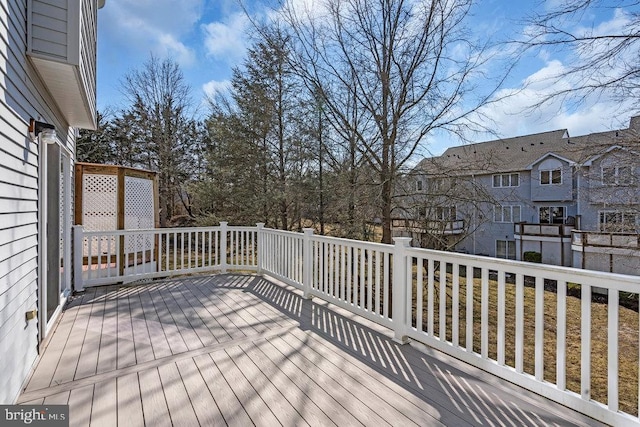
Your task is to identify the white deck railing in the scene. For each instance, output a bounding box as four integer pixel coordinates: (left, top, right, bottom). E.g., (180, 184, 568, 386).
(72, 223, 640, 426)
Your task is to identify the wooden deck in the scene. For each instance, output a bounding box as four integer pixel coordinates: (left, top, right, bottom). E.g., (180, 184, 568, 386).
(18, 274, 603, 426)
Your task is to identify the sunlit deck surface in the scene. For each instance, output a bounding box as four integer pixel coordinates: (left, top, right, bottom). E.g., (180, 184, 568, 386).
(19, 274, 603, 426)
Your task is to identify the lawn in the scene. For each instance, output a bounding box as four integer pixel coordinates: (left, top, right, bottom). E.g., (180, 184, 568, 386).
(411, 268, 639, 416)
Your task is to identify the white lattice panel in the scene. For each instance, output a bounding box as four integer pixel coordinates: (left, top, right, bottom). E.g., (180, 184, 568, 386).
(124, 176, 155, 252)
(83, 174, 117, 256)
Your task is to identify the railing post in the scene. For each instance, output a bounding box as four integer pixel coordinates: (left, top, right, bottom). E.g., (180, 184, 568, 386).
(392, 236, 412, 344)
(73, 225, 84, 292)
(220, 221, 228, 273)
(256, 223, 265, 274)
(302, 228, 314, 299)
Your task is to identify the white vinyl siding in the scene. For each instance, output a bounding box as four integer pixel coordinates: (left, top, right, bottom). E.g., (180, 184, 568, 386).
(0, 0, 76, 405)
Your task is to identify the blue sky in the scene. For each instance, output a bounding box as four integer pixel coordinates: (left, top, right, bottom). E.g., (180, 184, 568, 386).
(96, 0, 637, 154)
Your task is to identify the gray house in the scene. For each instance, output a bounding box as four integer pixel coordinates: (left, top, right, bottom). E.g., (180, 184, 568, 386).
(395, 117, 639, 275)
(0, 0, 103, 404)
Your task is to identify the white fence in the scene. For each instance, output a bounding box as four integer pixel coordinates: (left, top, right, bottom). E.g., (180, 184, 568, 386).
(73, 222, 258, 287)
(72, 223, 640, 426)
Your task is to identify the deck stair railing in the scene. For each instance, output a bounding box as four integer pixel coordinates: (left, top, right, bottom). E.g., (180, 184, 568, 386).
(72, 222, 640, 426)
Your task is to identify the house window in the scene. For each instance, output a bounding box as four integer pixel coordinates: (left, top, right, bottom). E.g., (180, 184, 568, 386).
(602, 165, 634, 185)
(416, 179, 423, 191)
(436, 206, 456, 221)
(496, 240, 516, 259)
(599, 211, 639, 232)
(428, 178, 451, 192)
(539, 206, 565, 224)
(540, 168, 562, 185)
(492, 173, 519, 188)
(493, 205, 521, 223)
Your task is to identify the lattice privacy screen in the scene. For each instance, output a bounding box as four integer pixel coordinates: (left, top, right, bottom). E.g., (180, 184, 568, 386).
(82, 173, 118, 231)
(82, 174, 118, 256)
(124, 176, 155, 253)
(78, 165, 157, 258)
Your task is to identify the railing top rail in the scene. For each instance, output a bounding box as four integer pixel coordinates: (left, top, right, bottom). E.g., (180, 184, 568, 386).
(573, 229, 640, 237)
(406, 246, 640, 290)
(261, 227, 395, 252)
(310, 233, 394, 252)
(260, 228, 305, 238)
(78, 225, 263, 236)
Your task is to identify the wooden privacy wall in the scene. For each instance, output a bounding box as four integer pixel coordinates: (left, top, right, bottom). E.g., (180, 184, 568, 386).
(74, 163, 160, 274)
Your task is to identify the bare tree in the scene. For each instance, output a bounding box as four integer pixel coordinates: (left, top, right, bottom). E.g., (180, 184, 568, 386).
(120, 55, 196, 226)
(521, 0, 640, 111)
(76, 110, 115, 164)
(281, 0, 508, 243)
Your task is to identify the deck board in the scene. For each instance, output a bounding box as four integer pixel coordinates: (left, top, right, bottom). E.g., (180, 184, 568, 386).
(18, 274, 605, 427)
(138, 368, 171, 427)
(183, 278, 247, 340)
(75, 287, 106, 380)
(116, 372, 144, 427)
(127, 289, 156, 364)
(50, 289, 94, 386)
(191, 353, 254, 426)
(137, 286, 173, 359)
(239, 342, 335, 426)
(24, 289, 88, 391)
(68, 384, 93, 427)
(96, 287, 118, 375)
(266, 334, 431, 426)
(209, 348, 281, 426)
(116, 288, 136, 369)
(175, 358, 226, 426)
(148, 284, 189, 355)
(224, 344, 310, 426)
(170, 284, 218, 346)
(157, 362, 200, 426)
(91, 377, 117, 427)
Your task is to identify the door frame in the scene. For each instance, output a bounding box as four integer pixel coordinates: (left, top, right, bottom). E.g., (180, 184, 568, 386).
(37, 134, 73, 342)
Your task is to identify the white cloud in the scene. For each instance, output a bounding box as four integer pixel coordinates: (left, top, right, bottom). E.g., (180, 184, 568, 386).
(284, 0, 328, 17)
(202, 80, 231, 99)
(100, 0, 203, 66)
(455, 5, 639, 145)
(157, 34, 196, 67)
(474, 58, 633, 140)
(202, 13, 249, 63)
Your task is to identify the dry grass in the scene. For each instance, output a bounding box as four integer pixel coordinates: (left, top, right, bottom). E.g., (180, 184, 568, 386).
(411, 267, 639, 416)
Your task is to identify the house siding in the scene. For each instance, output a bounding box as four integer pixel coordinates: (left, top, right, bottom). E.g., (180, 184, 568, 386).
(530, 160, 574, 202)
(399, 120, 639, 275)
(29, 0, 69, 60)
(0, 0, 76, 404)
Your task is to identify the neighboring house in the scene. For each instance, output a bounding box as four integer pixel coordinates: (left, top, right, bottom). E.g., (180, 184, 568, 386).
(394, 117, 639, 275)
(0, 0, 103, 404)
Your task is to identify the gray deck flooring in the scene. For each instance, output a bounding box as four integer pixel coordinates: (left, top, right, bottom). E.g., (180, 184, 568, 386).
(18, 274, 604, 426)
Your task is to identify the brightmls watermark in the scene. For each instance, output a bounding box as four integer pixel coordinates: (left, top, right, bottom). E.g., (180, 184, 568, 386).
(0, 406, 68, 426)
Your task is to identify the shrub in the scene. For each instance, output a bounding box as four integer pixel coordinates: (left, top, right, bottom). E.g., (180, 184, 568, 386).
(523, 251, 542, 263)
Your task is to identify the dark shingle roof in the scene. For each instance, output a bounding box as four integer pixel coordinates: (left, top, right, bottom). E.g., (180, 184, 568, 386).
(415, 122, 638, 176)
